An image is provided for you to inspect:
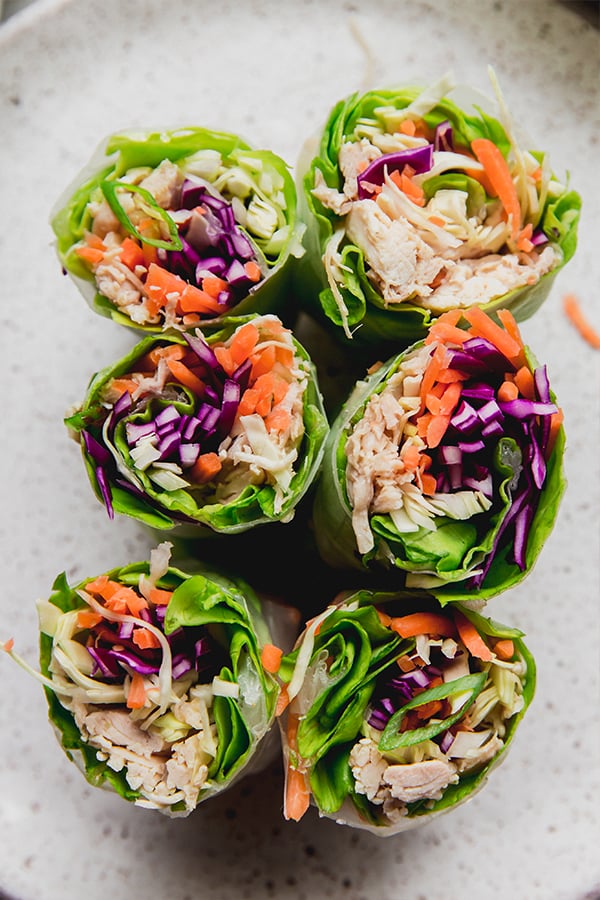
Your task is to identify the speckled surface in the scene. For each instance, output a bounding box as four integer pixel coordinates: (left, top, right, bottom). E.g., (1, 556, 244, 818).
(0, 1, 598, 898)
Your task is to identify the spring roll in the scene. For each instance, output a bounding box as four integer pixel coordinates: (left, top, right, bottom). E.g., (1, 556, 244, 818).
(3, 544, 298, 815)
(52, 127, 304, 331)
(312, 307, 565, 602)
(278, 590, 535, 834)
(65, 314, 329, 533)
(299, 71, 581, 344)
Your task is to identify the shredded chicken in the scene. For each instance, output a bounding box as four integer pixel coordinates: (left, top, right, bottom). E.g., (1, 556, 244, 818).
(67, 682, 217, 812)
(139, 159, 181, 209)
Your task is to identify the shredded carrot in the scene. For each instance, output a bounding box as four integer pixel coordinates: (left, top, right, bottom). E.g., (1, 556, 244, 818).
(166, 358, 205, 396)
(119, 237, 145, 271)
(250, 345, 277, 380)
(237, 387, 260, 417)
(103, 585, 147, 617)
(513, 365, 535, 400)
(75, 245, 104, 266)
(285, 712, 311, 821)
(265, 407, 292, 433)
(375, 608, 392, 627)
(415, 698, 443, 720)
(426, 413, 451, 449)
(428, 215, 446, 228)
(495, 308, 527, 368)
(563, 293, 600, 350)
(77, 610, 103, 629)
(147, 344, 186, 366)
(228, 323, 260, 367)
(85, 233, 106, 251)
(244, 261, 262, 282)
(110, 378, 139, 396)
(126, 672, 147, 710)
(214, 345, 236, 376)
(494, 639, 515, 661)
(132, 627, 161, 650)
(516, 222, 534, 253)
(453, 610, 493, 661)
(396, 654, 415, 672)
(402, 444, 421, 470)
(260, 643, 283, 674)
(399, 119, 416, 136)
(275, 685, 290, 716)
(420, 472, 437, 495)
(471, 138, 521, 240)
(148, 588, 173, 606)
(389, 169, 425, 206)
(497, 380, 519, 403)
(546, 408, 564, 458)
(425, 322, 470, 346)
(201, 275, 228, 299)
(463, 306, 522, 365)
(389, 612, 455, 639)
(178, 283, 222, 315)
(190, 452, 222, 484)
(419, 344, 448, 410)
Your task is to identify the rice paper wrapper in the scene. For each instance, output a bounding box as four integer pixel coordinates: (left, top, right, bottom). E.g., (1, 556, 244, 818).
(51, 126, 305, 333)
(296, 74, 581, 348)
(65, 313, 329, 536)
(312, 320, 566, 604)
(38, 547, 300, 817)
(277, 590, 535, 835)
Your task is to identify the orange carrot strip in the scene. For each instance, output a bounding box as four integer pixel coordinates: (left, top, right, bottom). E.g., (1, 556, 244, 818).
(420, 472, 437, 495)
(275, 345, 294, 367)
(166, 358, 205, 396)
(178, 283, 222, 314)
(494, 639, 515, 661)
(77, 610, 103, 629)
(214, 346, 236, 376)
(471, 138, 521, 239)
(402, 444, 421, 470)
(463, 307, 522, 364)
(496, 309, 527, 367)
(244, 261, 262, 282)
(132, 627, 161, 650)
(126, 672, 147, 710)
(275, 686, 290, 716)
(419, 344, 448, 409)
(260, 643, 283, 674)
(265, 407, 292, 433)
(237, 388, 260, 417)
(75, 246, 104, 265)
(389, 612, 455, 639)
(498, 380, 519, 403)
(424, 323, 470, 346)
(201, 276, 228, 299)
(85, 233, 106, 251)
(145, 263, 185, 305)
(250, 345, 277, 381)
(399, 119, 416, 136)
(228, 323, 260, 367)
(437, 381, 462, 416)
(513, 365, 535, 400)
(375, 608, 392, 628)
(428, 215, 446, 228)
(436, 367, 469, 383)
(546, 408, 564, 458)
(110, 378, 139, 396)
(119, 237, 145, 271)
(285, 713, 311, 822)
(454, 610, 493, 661)
(436, 310, 463, 327)
(190, 452, 222, 484)
(516, 223, 534, 252)
(148, 588, 173, 606)
(563, 293, 600, 349)
(426, 414, 451, 448)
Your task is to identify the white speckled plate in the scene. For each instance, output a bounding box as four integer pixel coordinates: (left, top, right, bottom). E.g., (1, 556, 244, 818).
(0, 2, 598, 899)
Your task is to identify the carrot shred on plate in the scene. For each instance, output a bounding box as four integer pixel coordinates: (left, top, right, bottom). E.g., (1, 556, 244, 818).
(563, 293, 600, 350)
